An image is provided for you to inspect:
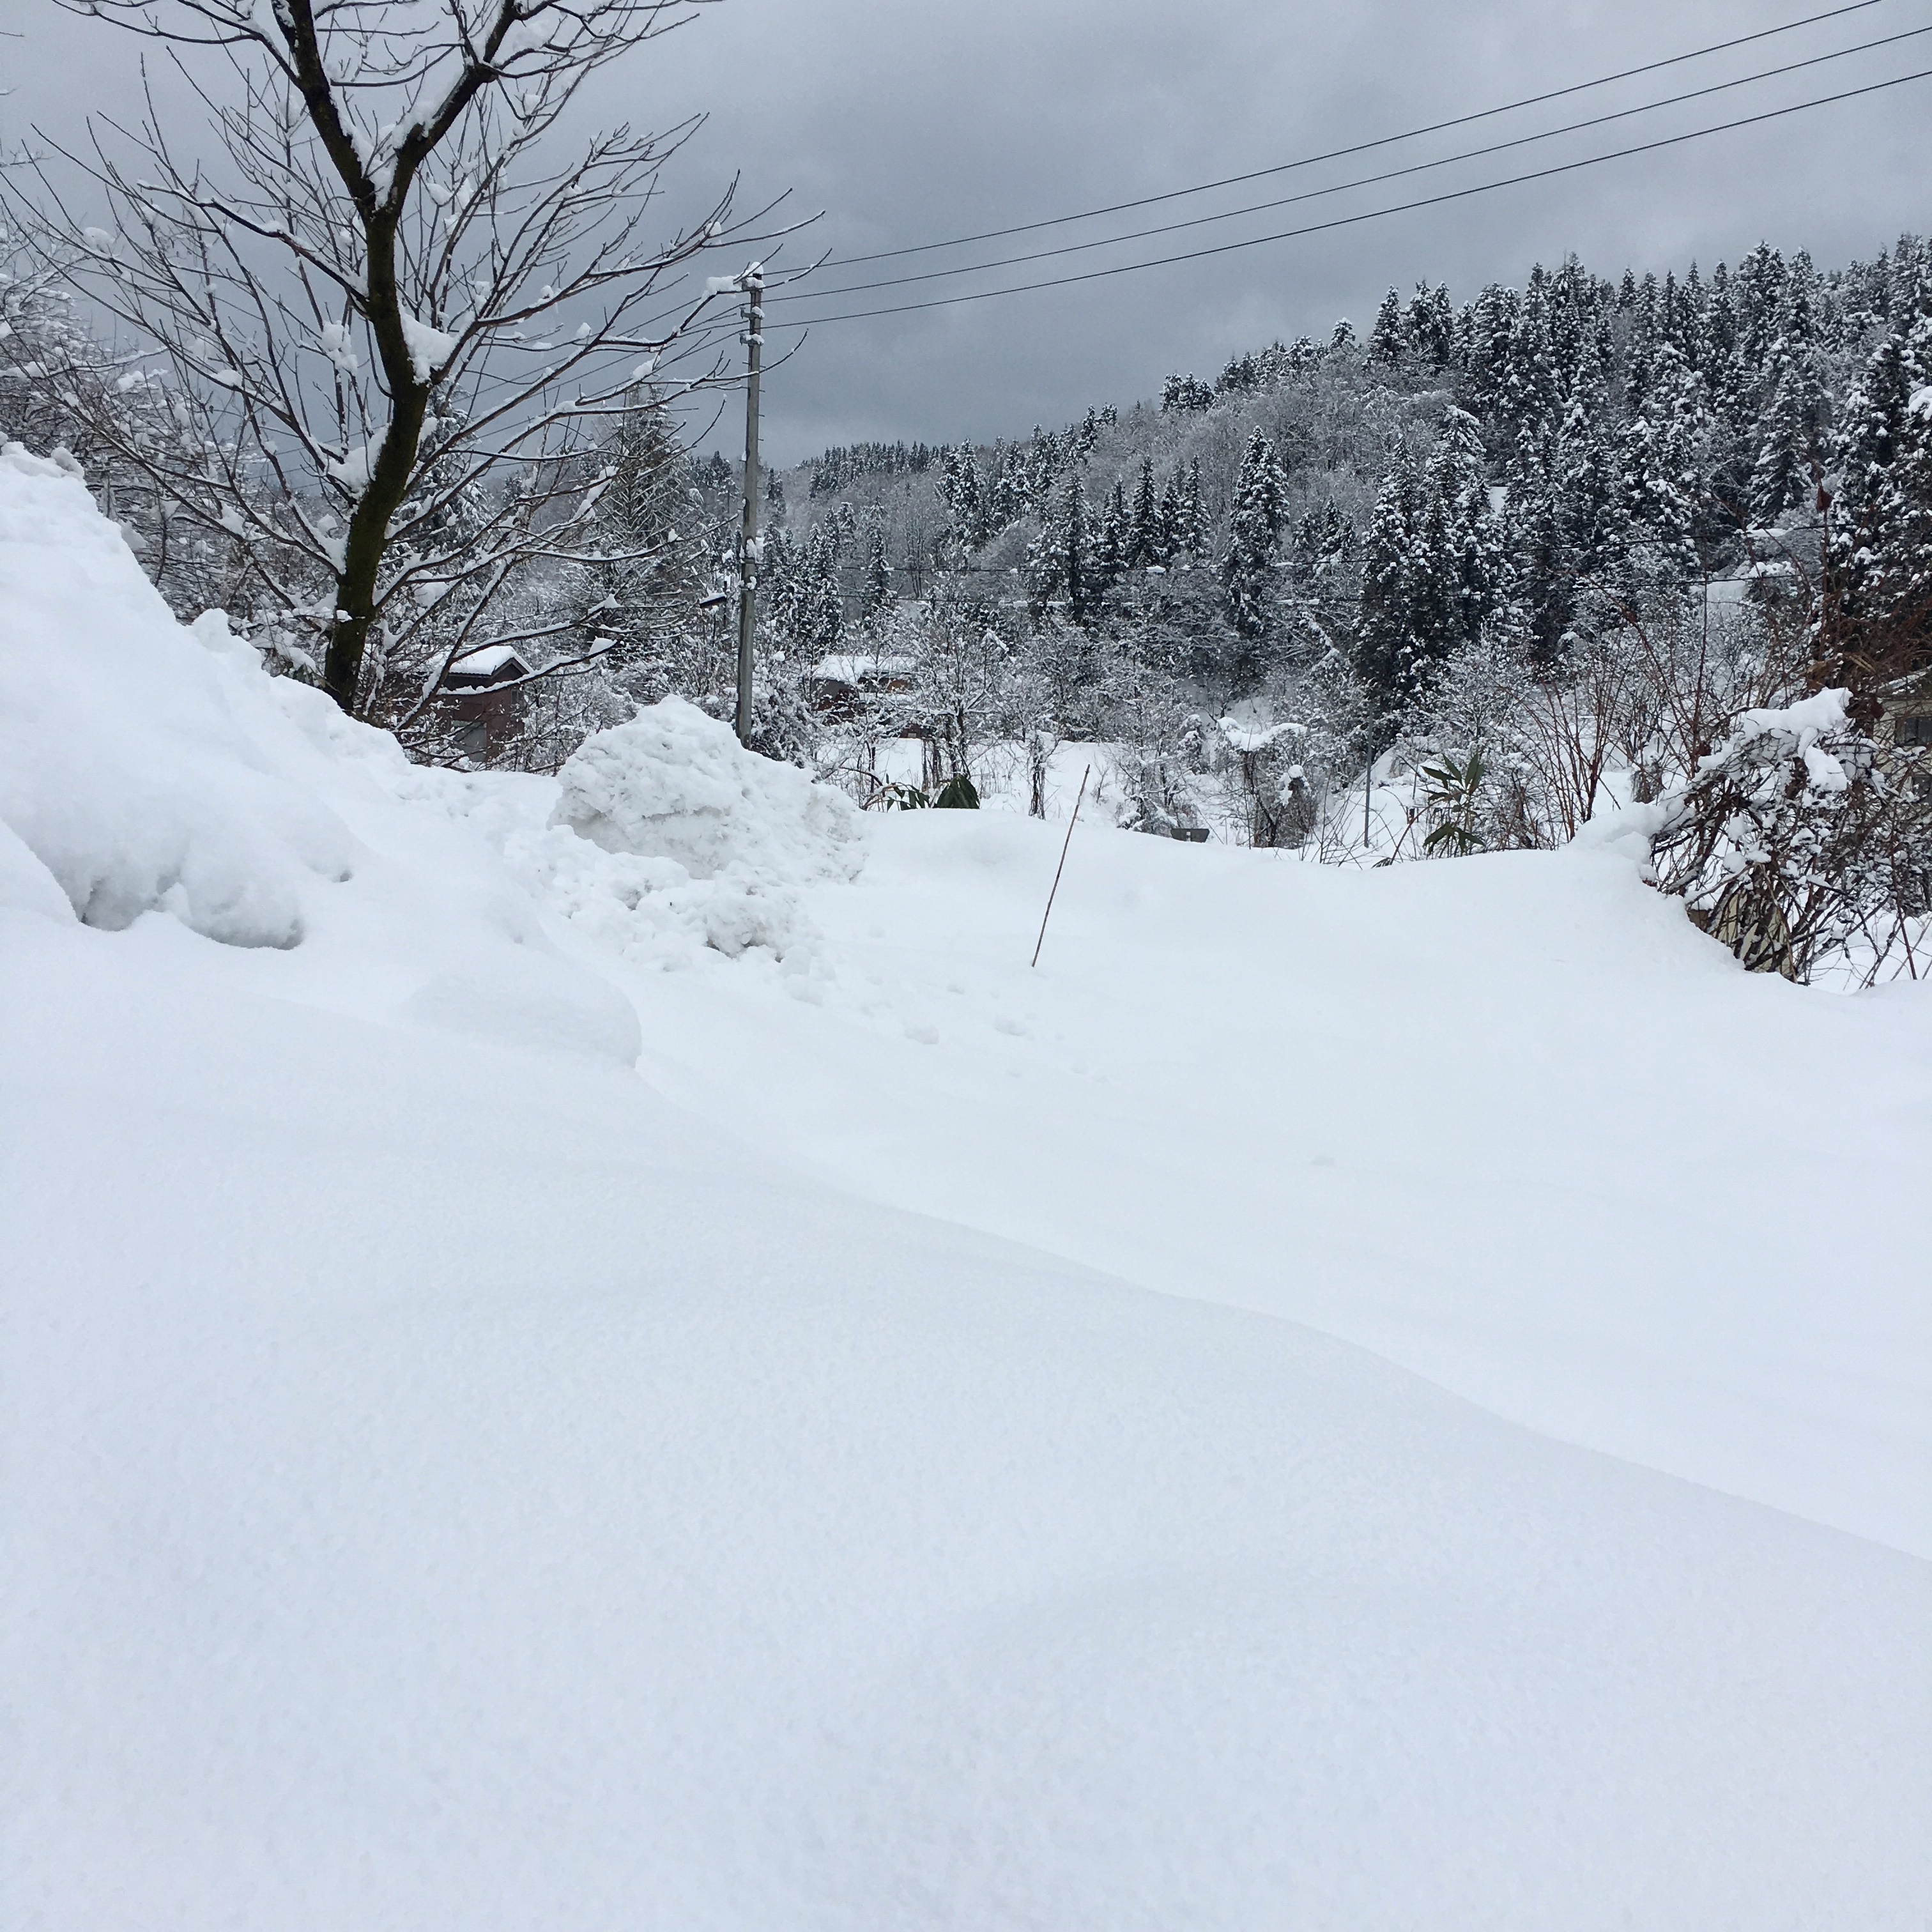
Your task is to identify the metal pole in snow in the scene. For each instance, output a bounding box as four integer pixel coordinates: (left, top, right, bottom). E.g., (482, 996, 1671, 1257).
(1031, 765, 1091, 969)
(734, 265, 765, 746)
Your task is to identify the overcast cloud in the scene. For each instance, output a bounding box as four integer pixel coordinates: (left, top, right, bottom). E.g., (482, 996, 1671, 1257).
(3, 0, 1928, 459)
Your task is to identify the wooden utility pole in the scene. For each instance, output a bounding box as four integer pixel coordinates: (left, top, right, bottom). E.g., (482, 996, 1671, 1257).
(734, 264, 765, 745)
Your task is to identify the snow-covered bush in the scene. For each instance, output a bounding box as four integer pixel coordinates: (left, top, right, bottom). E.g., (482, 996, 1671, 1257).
(1648, 689, 1932, 982)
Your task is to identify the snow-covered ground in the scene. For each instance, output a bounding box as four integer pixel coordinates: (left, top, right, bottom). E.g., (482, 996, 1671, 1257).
(632, 809, 1932, 1559)
(4, 447, 1929, 1928)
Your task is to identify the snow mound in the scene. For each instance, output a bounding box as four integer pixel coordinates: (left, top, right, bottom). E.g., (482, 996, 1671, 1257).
(506, 821, 820, 964)
(0, 444, 353, 948)
(551, 697, 862, 885)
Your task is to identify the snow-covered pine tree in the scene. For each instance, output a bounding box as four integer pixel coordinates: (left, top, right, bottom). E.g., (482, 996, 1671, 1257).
(1061, 477, 1092, 621)
(1402, 480, 1462, 700)
(1179, 459, 1208, 560)
(1406, 282, 1457, 369)
(1354, 447, 1424, 706)
(1464, 284, 1519, 424)
(1097, 479, 1130, 588)
(1616, 334, 1705, 568)
(859, 520, 894, 622)
(1128, 456, 1160, 567)
(1749, 346, 1825, 525)
(1496, 447, 1574, 670)
(940, 444, 985, 549)
(1736, 243, 1788, 376)
(988, 442, 1029, 527)
(1820, 310, 1932, 691)
(1370, 289, 1407, 365)
(1161, 373, 1215, 413)
(785, 525, 844, 656)
(1557, 386, 1629, 585)
(1430, 409, 1501, 648)
(1222, 430, 1287, 638)
(1142, 475, 1174, 569)
(1025, 477, 1094, 622)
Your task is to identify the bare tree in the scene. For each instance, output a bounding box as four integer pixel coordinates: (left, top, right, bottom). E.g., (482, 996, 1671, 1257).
(6, 0, 780, 724)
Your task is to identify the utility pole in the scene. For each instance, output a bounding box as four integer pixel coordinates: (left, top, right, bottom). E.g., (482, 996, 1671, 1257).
(734, 263, 765, 746)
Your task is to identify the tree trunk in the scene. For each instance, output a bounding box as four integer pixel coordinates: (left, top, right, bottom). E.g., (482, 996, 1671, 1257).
(321, 203, 427, 715)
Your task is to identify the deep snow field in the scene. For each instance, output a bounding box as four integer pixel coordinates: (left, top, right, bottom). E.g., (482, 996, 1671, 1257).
(4, 444, 1929, 1929)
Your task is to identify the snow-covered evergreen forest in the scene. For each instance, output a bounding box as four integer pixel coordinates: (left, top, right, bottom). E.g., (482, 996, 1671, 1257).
(7, 224, 1929, 982)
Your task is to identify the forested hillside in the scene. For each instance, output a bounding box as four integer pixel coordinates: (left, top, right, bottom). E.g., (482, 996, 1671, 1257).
(762, 237, 1927, 739)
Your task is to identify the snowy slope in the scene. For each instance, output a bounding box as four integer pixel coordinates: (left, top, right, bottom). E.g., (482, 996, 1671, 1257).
(620, 809, 1932, 1558)
(4, 448, 1929, 1928)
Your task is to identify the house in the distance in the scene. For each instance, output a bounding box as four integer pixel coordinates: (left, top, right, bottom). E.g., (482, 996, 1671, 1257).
(803, 652, 915, 719)
(1879, 665, 1932, 756)
(443, 644, 528, 761)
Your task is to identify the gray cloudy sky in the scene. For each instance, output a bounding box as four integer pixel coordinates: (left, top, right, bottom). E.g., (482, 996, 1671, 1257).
(4, 0, 1929, 459)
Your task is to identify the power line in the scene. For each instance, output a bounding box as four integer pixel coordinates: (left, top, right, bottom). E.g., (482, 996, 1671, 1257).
(769, 66, 1932, 330)
(772, 22, 1931, 309)
(822, 0, 1888, 270)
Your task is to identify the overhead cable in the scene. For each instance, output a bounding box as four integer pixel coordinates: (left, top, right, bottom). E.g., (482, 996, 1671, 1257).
(772, 22, 1932, 308)
(822, 0, 1889, 269)
(769, 66, 1932, 328)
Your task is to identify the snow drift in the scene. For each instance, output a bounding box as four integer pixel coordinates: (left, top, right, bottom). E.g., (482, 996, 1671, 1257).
(3, 450, 1928, 1930)
(0, 445, 351, 946)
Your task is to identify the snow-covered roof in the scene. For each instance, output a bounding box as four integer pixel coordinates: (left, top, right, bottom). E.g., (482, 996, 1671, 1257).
(1217, 716, 1305, 755)
(449, 644, 525, 680)
(807, 654, 915, 685)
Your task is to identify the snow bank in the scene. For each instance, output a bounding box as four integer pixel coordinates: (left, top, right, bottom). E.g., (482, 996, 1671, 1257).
(399, 948, 641, 1064)
(640, 808, 1932, 1560)
(0, 443, 642, 1065)
(552, 696, 862, 884)
(0, 445, 353, 947)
